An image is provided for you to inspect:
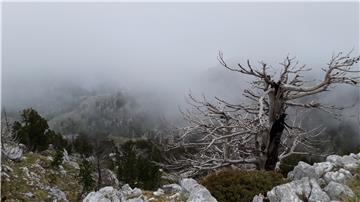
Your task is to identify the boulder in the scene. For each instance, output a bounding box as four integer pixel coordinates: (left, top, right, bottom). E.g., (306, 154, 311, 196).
(252, 194, 265, 202)
(121, 184, 142, 198)
(288, 161, 318, 180)
(153, 188, 164, 196)
(2, 143, 23, 161)
(326, 155, 342, 166)
(323, 168, 353, 184)
(180, 178, 217, 202)
(308, 178, 330, 202)
(267, 177, 330, 202)
(349, 153, 360, 161)
(326, 155, 359, 170)
(83, 186, 123, 202)
(130, 188, 142, 198)
(46, 187, 68, 202)
(341, 155, 359, 170)
(313, 162, 334, 177)
(101, 169, 119, 187)
(162, 183, 183, 194)
(324, 181, 355, 201)
(267, 182, 302, 202)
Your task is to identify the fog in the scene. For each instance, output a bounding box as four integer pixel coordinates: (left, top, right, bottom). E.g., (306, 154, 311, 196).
(2, 2, 359, 121)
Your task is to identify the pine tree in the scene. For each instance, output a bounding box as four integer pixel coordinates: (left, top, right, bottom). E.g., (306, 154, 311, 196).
(13, 108, 50, 151)
(79, 157, 95, 194)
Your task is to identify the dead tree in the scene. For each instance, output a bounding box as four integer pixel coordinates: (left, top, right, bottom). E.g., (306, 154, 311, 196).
(176, 94, 260, 172)
(173, 51, 359, 173)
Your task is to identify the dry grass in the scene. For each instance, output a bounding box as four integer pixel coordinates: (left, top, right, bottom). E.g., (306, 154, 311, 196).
(345, 167, 360, 202)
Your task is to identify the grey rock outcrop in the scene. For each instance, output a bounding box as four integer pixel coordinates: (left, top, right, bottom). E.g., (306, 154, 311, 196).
(84, 178, 216, 202)
(180, 178, 217, 202)
(252, 194, 265, 202)
(101, 169, 120, 188)
(323, 168, 353, 184)
(267, 177, 329, 202)
(308, 178, 330, 202)
(2, 143, 24, 161)
(162, 183, 183, 194)
(83, 186, 123, 202)
(254, 152, 360, 202)
(324, 181, 355, 201)
(288, 161, 318, 180)
(326, 154, 359, 170)
(153, 188, 165, 196)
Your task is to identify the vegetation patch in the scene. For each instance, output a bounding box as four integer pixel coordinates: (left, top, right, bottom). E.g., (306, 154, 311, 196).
(1, 152, 82, 201)
(201, 169, 286, 202)
(345, 167, 360, 202)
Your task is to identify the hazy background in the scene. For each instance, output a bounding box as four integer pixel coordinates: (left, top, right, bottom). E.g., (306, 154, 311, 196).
(2, 2, 359, 122)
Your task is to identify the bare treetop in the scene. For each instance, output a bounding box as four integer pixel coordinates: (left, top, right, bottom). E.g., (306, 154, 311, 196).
(168, 51, 359, 175)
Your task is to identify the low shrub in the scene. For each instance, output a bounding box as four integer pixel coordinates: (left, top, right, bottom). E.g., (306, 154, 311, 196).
(201, 169, 285, 202)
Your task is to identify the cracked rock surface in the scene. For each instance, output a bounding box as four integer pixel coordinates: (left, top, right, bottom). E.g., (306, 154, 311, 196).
(253, 152, 360, 202)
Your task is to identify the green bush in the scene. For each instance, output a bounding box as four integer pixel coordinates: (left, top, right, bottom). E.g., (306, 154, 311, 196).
(201, 169, 285, 202)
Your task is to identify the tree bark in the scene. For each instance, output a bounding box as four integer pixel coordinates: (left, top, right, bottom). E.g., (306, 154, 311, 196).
(265, 113, 286, 170)
(265, 82, 286, 170)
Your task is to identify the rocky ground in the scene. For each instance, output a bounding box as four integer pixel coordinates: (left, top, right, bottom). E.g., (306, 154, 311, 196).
(2, 142, 360, 202)
(1, 150, 81, 201)
(1, 145, 217, 202)
(253, 153, 360, 202)
(83, 178, 217, 202)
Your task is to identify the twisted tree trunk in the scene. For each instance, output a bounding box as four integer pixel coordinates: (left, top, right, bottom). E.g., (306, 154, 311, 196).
(265, 113, 286, 170)
(265, 82, 286, 170)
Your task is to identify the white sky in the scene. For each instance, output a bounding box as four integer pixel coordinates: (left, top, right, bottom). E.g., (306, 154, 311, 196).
(1, 2, 359, 109)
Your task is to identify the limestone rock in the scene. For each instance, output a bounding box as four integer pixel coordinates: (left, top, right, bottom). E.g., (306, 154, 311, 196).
(267, 177, 330, 202)
(180, 178, 217, 202)
(288, 161, 318, 180)
(267, 182, 302, 202)
(313, 162, 334, 177)
(121, 184, 142, 198)
(162, 183, 183, 194)
(46, 187, 68, 202)
(308, 178, 330, 202)
(83, 186, 123, 202)
(2, 143, 23, 161)
(101, 169, 119, 187)
(323, 168, 353, 184)
(324, 181, 355, 201)
(326, 155, 359, 170)
(153, 188, 164, 196)
(252, 194, 265, 202)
